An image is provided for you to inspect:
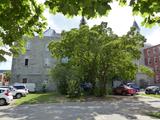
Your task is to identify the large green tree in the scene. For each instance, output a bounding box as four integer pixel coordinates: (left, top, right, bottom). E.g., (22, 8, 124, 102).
(0, 0, 46, 61)
(49, 23, 146, 96)
(45, 0, 160, 27)
(1, 0, 159, 61)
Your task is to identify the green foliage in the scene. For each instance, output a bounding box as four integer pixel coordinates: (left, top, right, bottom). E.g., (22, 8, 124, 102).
(45, 0, 160, 27)
(147, 112, 160, 119)
(45, 0, 112, 18)
(4, 71, 11, 81)
(50, 63, 82, 95)
(49, 23, 146, 97)
(67, 80, 81, 98)
(0, 0, 47, 61)
(128, 0, 160, 27)
(139, 65, 154, 77)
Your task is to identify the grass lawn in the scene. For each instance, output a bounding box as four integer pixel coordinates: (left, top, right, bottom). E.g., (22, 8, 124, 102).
(14, 92, 68, 105)
(147, 112, 160, 119)
(139, 93, 160, 98)
(13, 92, 120, 106)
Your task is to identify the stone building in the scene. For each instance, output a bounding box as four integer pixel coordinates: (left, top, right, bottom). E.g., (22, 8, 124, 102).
(11, 28, 60, 91)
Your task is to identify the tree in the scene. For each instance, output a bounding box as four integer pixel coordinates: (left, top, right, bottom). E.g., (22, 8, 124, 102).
(49, 23, 146, 96)
(45, 0, 160, 27)
(0, 0, 47, 61)
(1, 0, 159, 61)
(4, 71, 11, 82)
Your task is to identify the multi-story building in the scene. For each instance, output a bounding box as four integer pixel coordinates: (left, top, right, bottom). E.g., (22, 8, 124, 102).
(11, 28, 60, 91)
(135, 44, 153, 87)
(144, 44, 160, 86)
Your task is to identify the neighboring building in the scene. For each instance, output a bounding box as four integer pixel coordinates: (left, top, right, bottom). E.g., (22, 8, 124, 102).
(0, 70, 10, 86)
(11, 28, 60, 91)
(144, 44, 160, 86)
(135, 43, 153, 87)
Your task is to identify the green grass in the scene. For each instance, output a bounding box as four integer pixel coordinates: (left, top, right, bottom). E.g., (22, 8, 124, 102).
(147, 112, 160, 119)
(13, 92, 119, 105)
(14, 92, 67, 105)
(139, 93, 160, 98)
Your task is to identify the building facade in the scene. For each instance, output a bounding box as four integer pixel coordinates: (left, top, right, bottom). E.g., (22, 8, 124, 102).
(144, 44, 160, 86)
(11, 28, 60, 91)
(135, 44, 153, 87)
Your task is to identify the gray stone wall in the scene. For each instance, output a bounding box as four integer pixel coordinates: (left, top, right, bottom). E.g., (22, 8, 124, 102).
(11, 32, 60, 91)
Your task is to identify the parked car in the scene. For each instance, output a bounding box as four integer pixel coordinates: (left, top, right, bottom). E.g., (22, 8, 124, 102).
(14, 83, 36, 92)
(0, 88, 13, 105)
(13, 85, 29, 94)
(113, 85, 136, 96)
(145, 86, 160, 94)
(126, 83, 140, 92)
(0, 86, 27, 99)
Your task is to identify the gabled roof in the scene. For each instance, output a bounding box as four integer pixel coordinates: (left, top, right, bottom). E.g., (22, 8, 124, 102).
(43, 27, 56, 37)
(132, 20, 140, 31)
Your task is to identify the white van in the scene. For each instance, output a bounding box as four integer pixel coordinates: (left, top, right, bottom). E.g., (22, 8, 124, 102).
(14, 83, 36, 92)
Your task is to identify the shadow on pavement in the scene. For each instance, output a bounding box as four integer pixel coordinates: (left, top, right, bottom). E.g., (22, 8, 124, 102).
(0, 96, 159, 120)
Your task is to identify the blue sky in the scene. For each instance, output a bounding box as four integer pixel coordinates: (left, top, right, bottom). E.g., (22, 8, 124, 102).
(0, 2, 160, 70)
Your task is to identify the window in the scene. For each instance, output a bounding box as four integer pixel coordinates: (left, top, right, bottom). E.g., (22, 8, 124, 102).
(44, 58, 50, 67)
(148, 58, 152, 65)
(26, 42, 31, 50)
(22, 78, 27, 83)
(147, 49, 150, 56)
(153, 48, 157, 55)
(25, 59, 29, 66)
(155, 66, 158, 72)
(154, 57, 158, 63)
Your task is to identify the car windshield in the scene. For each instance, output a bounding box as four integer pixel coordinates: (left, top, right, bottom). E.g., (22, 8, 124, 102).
(147, 86, 158, 89)
(14, 86, 25, 89)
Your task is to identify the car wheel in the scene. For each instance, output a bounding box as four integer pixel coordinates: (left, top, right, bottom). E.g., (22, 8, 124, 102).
(0, 98, 6, 106)
(16, 93, 22, 99)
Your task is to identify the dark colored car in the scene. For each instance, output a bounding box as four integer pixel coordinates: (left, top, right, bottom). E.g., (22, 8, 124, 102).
(145, 86, 160, 94)
(113, 85, 136, 96)
(127, 83, 140, 92)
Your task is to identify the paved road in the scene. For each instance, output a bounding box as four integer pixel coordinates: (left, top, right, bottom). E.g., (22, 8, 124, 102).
(0, 96, 160, 120)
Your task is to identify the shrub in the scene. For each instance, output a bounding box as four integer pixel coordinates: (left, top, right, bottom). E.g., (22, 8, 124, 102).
(67, 80, 81, 98)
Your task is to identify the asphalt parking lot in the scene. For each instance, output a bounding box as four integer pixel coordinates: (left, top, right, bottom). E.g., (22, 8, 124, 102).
(0, 95, 160, 120)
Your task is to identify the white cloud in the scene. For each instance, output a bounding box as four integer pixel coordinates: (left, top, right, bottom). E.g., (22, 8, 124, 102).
(145, 27, 160, 45)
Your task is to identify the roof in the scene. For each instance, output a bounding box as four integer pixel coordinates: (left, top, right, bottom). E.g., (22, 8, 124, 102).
(43, 27, 56, 37)
(132, 20, 140, 31)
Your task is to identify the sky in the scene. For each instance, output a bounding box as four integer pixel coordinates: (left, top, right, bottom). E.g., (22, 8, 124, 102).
(0, 2, 160, 70)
